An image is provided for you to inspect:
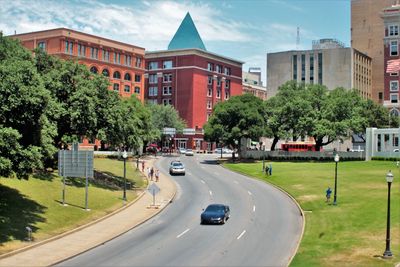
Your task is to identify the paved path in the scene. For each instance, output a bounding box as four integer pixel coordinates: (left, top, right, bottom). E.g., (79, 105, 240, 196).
(0, 157, 176, 267)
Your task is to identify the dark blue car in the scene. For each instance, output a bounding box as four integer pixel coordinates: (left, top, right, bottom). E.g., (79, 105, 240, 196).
(200, 204, 230, 225)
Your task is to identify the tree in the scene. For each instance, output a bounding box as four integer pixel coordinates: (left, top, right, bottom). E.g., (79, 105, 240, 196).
(204, 94, 265, 157)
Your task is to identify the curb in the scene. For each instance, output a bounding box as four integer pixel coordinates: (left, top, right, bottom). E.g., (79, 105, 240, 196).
(220, 164, 305, 267)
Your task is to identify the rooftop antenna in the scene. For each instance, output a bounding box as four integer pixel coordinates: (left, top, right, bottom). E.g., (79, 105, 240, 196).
(296, 27, 300, 50)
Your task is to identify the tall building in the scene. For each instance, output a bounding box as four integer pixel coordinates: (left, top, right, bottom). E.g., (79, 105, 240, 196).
(382, 4, 400, 115)
(351, 0, 394, 103)
(145, 13, 243, 151)
(267, 39, 372, 99)
(10, 28, 146, 101)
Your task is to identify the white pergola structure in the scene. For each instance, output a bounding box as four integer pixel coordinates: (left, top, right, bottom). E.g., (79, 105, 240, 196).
(365, 128, 400, 160)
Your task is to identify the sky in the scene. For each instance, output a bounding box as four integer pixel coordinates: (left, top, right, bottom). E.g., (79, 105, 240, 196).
(0, 0, 350, 84)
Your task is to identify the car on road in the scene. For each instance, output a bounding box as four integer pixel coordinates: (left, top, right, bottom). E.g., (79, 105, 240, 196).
(169, 161, 185, 175)
(185, 149, 194, 156)
(200, 204, 230, 225)
(214, 148, 234, 154)
(178, 147, 187, 154)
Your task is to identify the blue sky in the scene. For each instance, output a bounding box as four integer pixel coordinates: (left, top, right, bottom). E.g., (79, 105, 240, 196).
(0, 0, 350, 84)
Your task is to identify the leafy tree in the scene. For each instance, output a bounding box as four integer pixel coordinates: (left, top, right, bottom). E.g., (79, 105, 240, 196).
(204, 94, 265, 157)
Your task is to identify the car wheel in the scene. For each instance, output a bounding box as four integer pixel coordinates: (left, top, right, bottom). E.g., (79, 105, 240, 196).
(221, 217, 226, 225)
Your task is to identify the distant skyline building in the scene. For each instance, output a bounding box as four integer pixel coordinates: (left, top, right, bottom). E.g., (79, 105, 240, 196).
(351, 0, 394, 103)
(9, 28, 146, 101)
(382, 3, 400, 115)
(267, 39, 372, 99)
(242, 68, 267, 100)
(145, 13, 243, 151)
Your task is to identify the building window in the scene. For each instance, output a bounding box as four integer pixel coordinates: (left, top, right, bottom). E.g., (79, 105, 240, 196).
(207, 113, 212, 121)
(136, 57, 142, 68)
(391, 41, 398, 56)
(124, 73, 131, 81)
(38, 41, 46, 51)
(224, 67, 231, 75)
(216, 65, 222, 73)
(102, 69, 109, 77)
(390, 72, 399, 76)
(390, 93, 398, 103)
(216, 89, 221, 98)
(207, 100, 212, 110)
(390, 80, 399, 91)
(301, 54, 305, 82)
(149, 62, 158, 70)
(149, 86, 158, 96)
(390, 108, 400, 117)
(208, 76, 213, 85)
(113, 83, 120, 92)
(318, 53, 323, 85)
(163, 86, 172, 95)
(149, 74, 157, 84)
(135, 74, 141, 82)
(207, 88, 212, 97)
(225, 89, 230, 100)
(225, 80, 230, 89)
(134, 86, 140, 94)
(65, 41, 73, 55)
(114, 52, 121, 64)
(78, 44, 86, 57)
(292, 55, 297, 80)
(310, 53, 314, 84)
(163, 99, 172, 105)
(207, 63, 214, 71)
(102, 49, 109, 62)
(90, 66, 98, 74)
(163, 60, 172, 69)
(163, 73, 172, 83)
(124, 85, 130, 93)
(389, 25, 399, 36)
(217, 77, 221, 87)
(113, 71, 121, 79)
(379, 92, 383, 100)
(125, 55, 131, 66)
(90, 47, 98, 59)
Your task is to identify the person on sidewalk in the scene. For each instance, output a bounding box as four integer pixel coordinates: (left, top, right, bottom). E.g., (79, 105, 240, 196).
(155, 169, 160, 182)
(150, 167, 154, 181)
(141, 161, 145, 172)
(147, 167, 151, 179)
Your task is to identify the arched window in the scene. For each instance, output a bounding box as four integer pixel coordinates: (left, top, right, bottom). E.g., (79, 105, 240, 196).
(134, 86, 140, 94)
(124, 73, 131, 81)
(113, 71, 121, 79)
(102, 69, 110, 77)
(90, 66, 98, 74)
(390, 108, 400, 117)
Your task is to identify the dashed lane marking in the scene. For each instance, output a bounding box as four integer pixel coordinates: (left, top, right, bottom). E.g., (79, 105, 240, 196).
(177, 229, 190, 238)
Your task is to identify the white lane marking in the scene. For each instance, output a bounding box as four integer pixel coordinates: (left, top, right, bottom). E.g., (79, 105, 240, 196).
(200, 180, 205, 184)
(247, 190, 252, 196)
(201, 166, 205, 169)
(237, 230, 246, 240)
(209, 190, 213, 196)
(234, 180, 239, 184)
(253, 205, 256, 212)
(177, 229, 190, 238)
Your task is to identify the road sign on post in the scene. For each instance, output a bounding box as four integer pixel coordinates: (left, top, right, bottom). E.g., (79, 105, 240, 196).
(58, 149, 94, 210)
(147, 183, 160, 207)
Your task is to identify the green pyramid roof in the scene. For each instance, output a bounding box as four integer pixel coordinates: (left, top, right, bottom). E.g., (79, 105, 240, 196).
(168, 12, 206, 51)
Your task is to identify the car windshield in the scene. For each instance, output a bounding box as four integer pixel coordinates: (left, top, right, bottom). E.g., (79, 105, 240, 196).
(172, 162, 183, 167)
(205, 205, 224, 212)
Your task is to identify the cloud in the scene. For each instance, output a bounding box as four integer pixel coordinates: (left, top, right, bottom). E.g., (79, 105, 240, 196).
(0, 0, 253, 51)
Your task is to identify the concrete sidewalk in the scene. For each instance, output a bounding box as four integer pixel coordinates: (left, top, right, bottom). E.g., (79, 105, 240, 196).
(0, 157, 176, 267)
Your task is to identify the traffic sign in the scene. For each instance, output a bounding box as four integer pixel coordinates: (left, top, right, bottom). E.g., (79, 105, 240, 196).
(147, 183, 160, 196)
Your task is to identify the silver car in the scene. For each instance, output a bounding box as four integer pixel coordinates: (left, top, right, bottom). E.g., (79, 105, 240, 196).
(169, 161, 185, 175)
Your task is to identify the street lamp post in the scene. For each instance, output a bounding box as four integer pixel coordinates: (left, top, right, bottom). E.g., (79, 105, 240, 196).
(383, 170, 394, 258)
(122, 150, 127, 202)
(333, 154, 340, 205)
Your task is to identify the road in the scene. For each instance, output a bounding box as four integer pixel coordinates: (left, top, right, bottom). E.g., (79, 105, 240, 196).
(59, 154, 303, 266)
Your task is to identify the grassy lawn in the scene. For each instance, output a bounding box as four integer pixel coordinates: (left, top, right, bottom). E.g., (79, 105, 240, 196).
(0, 157, 146, 255)
(225, 160, 400, 267)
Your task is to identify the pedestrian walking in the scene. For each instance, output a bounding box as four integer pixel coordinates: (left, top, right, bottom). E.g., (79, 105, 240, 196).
(141, 161, 145, 172)
(147, 167, 151, 179)
(326, 187, 332, 202)
(265, 165, 269, 176)
(269, 164, 272, 176)
(150, 167, 154, 181)
(155, 169, 160, 182)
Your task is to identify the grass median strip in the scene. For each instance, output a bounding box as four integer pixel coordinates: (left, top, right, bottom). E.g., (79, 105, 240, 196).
(225, 160, 400, 267)
(0, 157, 146, 255)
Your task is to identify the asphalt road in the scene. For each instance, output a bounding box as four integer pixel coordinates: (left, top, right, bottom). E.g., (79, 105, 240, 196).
(59, 154, 303, 267)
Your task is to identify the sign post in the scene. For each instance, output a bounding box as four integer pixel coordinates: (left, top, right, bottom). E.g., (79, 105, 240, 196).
(147, 183, 160, 207)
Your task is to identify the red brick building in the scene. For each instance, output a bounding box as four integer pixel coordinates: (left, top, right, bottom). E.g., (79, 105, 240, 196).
(382, 4, 400, 116)
(10, 28, 146, 101)
(145, 13, 243, 151)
